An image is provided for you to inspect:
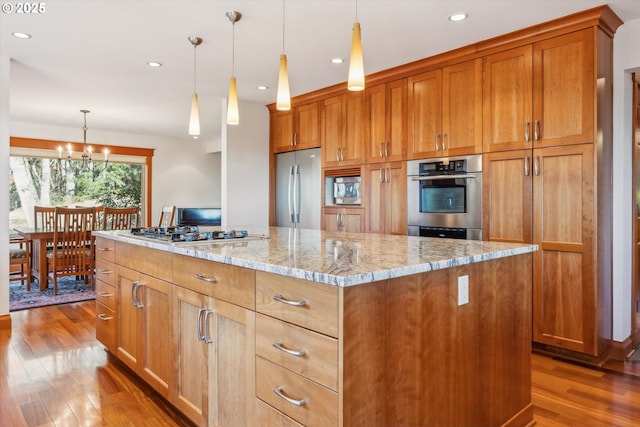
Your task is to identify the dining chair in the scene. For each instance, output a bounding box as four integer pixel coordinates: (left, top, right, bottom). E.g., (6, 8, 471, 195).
(47, 207, 95, 295)
(104, 206, 139, 230)
(34, 206, 56, 230)
(158, 205, 176, 228)
(9, 235, 32, 290)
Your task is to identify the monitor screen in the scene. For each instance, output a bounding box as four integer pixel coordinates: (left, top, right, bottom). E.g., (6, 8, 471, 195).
(177, 208, 222, 226)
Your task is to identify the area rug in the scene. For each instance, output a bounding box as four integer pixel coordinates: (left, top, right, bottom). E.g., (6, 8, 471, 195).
(9, 277, 95, 311)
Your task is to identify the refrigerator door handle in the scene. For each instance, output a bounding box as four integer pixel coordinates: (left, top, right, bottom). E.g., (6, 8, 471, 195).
(293, 164, 301, 223)
(288, 165, 295, 223)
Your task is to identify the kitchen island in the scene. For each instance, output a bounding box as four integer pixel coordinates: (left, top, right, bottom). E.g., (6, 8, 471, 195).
(93, 227, 537, 427)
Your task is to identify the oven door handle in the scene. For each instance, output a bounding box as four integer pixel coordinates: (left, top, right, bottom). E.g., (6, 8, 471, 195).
(410, 174, 476, 181)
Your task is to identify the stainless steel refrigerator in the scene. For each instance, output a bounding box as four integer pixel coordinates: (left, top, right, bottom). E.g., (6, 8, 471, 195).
(275, 148, 321, 228)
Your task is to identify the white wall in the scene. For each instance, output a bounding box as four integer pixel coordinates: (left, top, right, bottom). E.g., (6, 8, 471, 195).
(612, 17, 640, 342)
(221, 100, 270, 229)
(1, 55, 10, 316)
(9, 121, 222, 225)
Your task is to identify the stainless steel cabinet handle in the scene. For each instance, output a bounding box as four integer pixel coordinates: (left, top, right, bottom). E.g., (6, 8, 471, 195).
(133, 281, 144, 308)
(386, 167, 390, 183)
(194, 273, 217, 283)
(96, 247, 112, 252)
(273, 387, 307, 407)
(442, 133, 447, 151)
(273, 341, 307, 357)
(293, 132, 297, 146)
(525, 122, 530, 142)
(384, 141, 389, 157)
(130, 281, 137, 307)
(379, 168, 383, 183)
(534, 120, 540, 141)
(98, 291, 113, 298)
(203, 309, 214, 344)
(534, 156, 540, 176)
(341, 147, 345, 161)
(97, 313, 113, 321)
(273, 294, 307, 307)
(524, 156, 530, 176)
(379, 142, 384, 158)
(197, 307, 206, 341)
(96, 268, 113, 274)
(435, 134, 440, 151)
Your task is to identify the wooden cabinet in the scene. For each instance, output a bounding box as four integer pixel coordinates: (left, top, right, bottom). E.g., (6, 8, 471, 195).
(271, 102, 321, 153)
(95, 237, 117, 352)
(483, 29, 594, 152)
(407, 59, 482, 160)
(322, 207, 364, 233)
(365, 80, 406, 163)
(115, 265, 172, 398)
(365, 161, 406, 235)
(322, 92, 365, 167)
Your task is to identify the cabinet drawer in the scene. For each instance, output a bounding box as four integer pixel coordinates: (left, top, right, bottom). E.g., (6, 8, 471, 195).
(256, 313, 338, 391)
(95, 280, 116, 311)
(95, 259, 116, 286)
(256, 357, 337, 427)
(256, 272, 338, 337)
(255, 398, 304, 427)
(172, 254, 255, 310)
(94, 237, 115, 262)
(95, 301, 116, 352)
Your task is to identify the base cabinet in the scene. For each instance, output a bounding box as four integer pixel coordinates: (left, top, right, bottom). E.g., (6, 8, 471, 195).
(365, 161, 406, 235)
(322, 207, 364, 232)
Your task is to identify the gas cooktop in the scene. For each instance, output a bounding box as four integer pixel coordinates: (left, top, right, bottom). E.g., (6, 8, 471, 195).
(130, 226, 267, 244)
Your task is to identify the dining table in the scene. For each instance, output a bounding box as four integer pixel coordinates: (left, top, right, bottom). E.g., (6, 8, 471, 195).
(13, 227, 55, 291)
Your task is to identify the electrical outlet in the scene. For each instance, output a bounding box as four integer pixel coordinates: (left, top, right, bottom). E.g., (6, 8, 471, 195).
(458, 275, 469, 306)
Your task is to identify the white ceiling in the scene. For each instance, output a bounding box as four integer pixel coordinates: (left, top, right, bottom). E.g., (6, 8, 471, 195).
(2, 0, 640, 144)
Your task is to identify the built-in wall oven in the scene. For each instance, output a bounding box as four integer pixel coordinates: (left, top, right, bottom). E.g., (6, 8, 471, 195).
(407, 154, 482, 240)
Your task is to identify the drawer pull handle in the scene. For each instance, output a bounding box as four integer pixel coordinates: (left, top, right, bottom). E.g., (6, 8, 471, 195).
(97, 247, 112, 252)
(98, 291, 113, 298)
(273, 386, 307, 407)
(97, 314, 113, 321)
(273, 341, 306, 357)
(273, 294, 307, 307)
(97, 268, 113, 274)
(194, 273, 217, 283)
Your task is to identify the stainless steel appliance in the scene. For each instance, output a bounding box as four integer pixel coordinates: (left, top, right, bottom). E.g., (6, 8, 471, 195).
(333, 176, 361, 205)
(275, 148, 322, 228)
(407, 154, 482, 240)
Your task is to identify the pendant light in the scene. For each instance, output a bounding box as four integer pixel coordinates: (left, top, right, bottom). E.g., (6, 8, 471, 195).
(188, 36, 203, 136)
(347, 0, 365, 91)
(276, 0, 291, 111)
(226, 11, 242, 125)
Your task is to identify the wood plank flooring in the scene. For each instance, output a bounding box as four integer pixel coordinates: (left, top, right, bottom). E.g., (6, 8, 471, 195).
(2, 300, 640, 426)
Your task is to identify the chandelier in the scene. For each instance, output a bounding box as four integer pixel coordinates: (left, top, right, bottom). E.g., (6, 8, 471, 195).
(57, 109, 109, 175)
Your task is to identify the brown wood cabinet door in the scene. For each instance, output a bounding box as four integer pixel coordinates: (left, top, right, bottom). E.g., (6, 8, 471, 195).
(532, 143, 594, 354)
(443, 59, 483, 156)
(172, 286, 210, 426)
(294, 102, 320, 150)
(365, 164, 386, 234)
(483, 45, 533, 152)
(271, 110, 294, 153)
(323, 207, 364, 232)
(408, 69, 442, 159)
(138, 273, 172, 398)
(366, 80, 407, 164)
(321, 96, 343, 167)
(116, 266, 141, 372)
(385, 161, 407, 235)
(533, 29, 594, 147)
(342, 91, 366, 165)
(482, 150, 533, 244)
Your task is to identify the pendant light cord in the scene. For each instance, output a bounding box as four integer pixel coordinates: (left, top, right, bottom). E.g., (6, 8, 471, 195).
(193, 44, 197, 92)
(232, 20, 235, 75)
(282, 0, 285, 54)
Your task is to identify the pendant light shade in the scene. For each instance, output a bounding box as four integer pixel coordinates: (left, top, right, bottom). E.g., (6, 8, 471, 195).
(348, 22, 365, 91)
(188, 36, 202, 136)
(189, 93, 200, 135)
(226, 11, 241, 125)
(277, 54, 291, 111)
(227, 77, 239, 125)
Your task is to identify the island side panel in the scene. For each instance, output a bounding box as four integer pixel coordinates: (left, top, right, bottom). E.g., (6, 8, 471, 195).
(340, 253, 533, 427)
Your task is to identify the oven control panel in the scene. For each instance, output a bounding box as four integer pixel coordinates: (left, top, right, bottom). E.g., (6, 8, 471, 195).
(419, 160, 465, 175)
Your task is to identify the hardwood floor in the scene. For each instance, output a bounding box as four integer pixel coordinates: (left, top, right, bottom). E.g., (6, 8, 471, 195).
(2, 301, 640, 426)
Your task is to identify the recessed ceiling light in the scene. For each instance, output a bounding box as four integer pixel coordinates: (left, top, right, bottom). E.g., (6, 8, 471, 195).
(331, 58, 344, 64)
(257, 85, 269, 91)
(12, 32, 31, 39)
(147, 62, 162, 68)
(449, 13, 468, 22)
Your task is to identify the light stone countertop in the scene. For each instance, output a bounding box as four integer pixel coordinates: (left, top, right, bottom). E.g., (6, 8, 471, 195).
(93, 227, 538, 287)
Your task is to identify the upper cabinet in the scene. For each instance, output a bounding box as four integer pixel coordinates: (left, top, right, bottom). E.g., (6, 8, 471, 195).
(271, 102, 321, 153)
(407, 59, 483, 160)
(483, 29, 594, 152)
(365, 79, 407, 163)
(322, 92, 365, 167)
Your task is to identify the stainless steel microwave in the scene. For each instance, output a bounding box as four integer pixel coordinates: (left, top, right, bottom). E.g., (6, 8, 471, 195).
(333, 176, 361, 205)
